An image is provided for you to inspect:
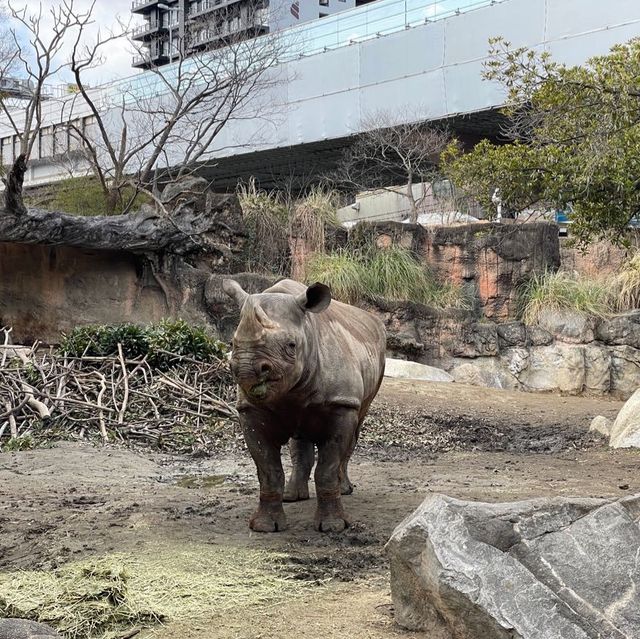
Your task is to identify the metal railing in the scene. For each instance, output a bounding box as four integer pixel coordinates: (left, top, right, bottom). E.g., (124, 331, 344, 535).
(131, 21, 162, 37)
(131, 0, 160, 11)
(282, 0, 503, 57)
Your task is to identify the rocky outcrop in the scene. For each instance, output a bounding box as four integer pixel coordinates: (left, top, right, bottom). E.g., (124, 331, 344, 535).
(609, 388, 640, 448)
(0, 619, 60, 638)
(386, 493, 640, 639)
(379, 301, 640, 398)
(356, 221, 560, 320)
(0, 181, 252, 344)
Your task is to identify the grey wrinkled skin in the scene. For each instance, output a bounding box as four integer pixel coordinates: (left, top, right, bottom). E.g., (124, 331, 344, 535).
(223, 278, 386, 533)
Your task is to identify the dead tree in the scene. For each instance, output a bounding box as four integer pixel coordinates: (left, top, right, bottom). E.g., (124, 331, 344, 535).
(334, 109, 452, 224)
(0, 1, 91, 213)
(63, 0, 286, 214)
(1, 0, 287, 216)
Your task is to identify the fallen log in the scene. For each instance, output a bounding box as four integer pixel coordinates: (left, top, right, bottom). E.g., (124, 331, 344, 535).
(0, 191, 243, 256)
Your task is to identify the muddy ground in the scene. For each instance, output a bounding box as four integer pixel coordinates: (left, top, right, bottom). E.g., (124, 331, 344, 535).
(1, 379, 638, 638)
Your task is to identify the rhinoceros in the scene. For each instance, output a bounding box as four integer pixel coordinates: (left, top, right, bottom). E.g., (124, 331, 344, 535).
(223, 278, 386, 532)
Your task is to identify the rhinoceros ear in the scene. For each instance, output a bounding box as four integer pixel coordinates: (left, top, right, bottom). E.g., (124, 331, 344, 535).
(297, 282, 331, 313)
(222, 279, 249, 307)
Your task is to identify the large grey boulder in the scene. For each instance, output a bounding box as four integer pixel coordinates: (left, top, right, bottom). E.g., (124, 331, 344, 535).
(386, 493, 640, 639)
(597, 311, 640, 349)
(609, 388, 640, 448)
(519, 343, 586, 393)
(384, 358, 454, 383)
(537, 309, 597, 344)
(0, 620, 60, 638)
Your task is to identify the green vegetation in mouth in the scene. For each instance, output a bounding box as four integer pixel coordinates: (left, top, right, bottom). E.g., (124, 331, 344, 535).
(249, 382, 268, 399)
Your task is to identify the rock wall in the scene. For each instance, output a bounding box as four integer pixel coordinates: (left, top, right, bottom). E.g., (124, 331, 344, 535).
(0, 243, 200, 343)
(382, 300, 640, 399)
(560, 231, 640, 277)
(342, 221, 561, 320)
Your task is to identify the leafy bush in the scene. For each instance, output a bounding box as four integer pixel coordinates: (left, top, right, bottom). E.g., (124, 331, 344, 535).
(58, 319, 226, 369)
(305, 247, 470, 310)
(518, 271, 613, 324)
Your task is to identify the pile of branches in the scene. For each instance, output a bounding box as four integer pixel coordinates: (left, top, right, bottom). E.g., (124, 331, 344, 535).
(0, 328, 239, 453)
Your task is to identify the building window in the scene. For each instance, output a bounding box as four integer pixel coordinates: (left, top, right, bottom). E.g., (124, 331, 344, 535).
(319, 12, 328, 17)
(319, 0, 329, 5)
(82, 115, 98, 145)
(53, 125, 68, 155)
(39, 127, 53, 159)
(1, 136, 13, 166)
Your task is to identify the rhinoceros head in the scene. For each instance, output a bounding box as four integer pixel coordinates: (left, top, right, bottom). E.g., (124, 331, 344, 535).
(223, 279, 331, 403)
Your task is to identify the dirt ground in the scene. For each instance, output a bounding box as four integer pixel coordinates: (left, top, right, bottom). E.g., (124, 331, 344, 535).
(1, 379, 638, 638)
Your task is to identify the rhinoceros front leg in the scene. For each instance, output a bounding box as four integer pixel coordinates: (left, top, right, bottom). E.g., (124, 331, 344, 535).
(284, 438, 314, 502)
(241, 415, 287, 532)
(314, 408, 358, 533)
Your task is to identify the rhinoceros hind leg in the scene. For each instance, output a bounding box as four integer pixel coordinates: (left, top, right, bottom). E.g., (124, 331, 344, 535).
(284, 438, 314, 502)
(339, 473, 354, 495)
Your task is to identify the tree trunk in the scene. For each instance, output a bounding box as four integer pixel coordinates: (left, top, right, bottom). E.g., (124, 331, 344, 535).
(0, 192, 244, 257)
(2, 155, 28, 215)
(407, 176, 418, 224)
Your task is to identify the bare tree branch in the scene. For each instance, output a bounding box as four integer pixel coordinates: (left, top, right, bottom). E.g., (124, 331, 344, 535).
(332, 108, 452, 223)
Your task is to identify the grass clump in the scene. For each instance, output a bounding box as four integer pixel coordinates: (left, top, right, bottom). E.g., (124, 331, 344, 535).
(305, 250, 367, 304)
(291, 186, 340, 253)
(238, 178, 290, 275)
(610, 253, 640, 312)
(306, 246, 470, 310)
(0, 545, 305, 639)
(25, 176, 150, 216)
(58, 319, 226, 368)
(519, 270, 613, 324)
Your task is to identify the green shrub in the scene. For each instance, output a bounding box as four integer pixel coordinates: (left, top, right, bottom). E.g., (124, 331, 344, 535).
(58, 319, 226, 368)
(305, 247, 470, 310)
(519, 270, 613, 324)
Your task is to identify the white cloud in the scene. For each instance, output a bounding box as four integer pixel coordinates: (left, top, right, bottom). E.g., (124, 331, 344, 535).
(8, 0, 143, 87)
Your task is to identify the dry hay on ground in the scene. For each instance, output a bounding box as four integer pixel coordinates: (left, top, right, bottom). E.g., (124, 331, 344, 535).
(0, 544, 309, 639)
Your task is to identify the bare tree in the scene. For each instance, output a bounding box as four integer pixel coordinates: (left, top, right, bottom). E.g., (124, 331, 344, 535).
(334, 109, 452, 224)
(0, 1, 17, 81)
(0, 1, 91, 212)
(62, 0, 286, 214)
(1, 0, 288, 215)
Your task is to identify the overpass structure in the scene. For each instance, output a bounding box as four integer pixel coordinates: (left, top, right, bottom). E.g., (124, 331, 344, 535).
(2, 0, 640, 190)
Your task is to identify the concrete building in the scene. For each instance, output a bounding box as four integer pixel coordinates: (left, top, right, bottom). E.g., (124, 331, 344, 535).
(131, 0, 375, 69)
(2, 0, 639, 190)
